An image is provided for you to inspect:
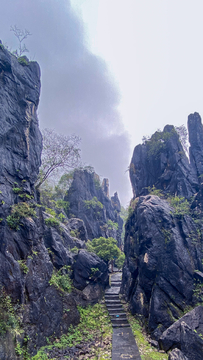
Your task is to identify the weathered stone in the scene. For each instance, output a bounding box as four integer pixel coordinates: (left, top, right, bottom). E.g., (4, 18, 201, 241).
(73, 249, 109, 293)
(159, 306, 203, 352)
(121, 195, 203, 338)
(65, 169, 123, 246)
(180, 321, 203, 360)
(130, 124, 198, 199)
(168, 348, 188, 360)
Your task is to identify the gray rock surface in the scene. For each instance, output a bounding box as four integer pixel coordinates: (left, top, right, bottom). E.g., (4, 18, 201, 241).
(159, 306, 203, 351)
(168, 348, 188, 360)
(65, 169, 123, 245)
(130, 124, 198, 199)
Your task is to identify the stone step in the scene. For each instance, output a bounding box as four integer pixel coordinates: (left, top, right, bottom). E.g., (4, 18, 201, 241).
(109, 309, 126, 317)
(109, 313, 127, 320)
(106, 301, 121, 306)
(112, 323, 130, 328)
(105, 295, 120, 300)
(108, 308, 124, 314)
(111, 318, 129, 325)
(111, 282, 121, 287)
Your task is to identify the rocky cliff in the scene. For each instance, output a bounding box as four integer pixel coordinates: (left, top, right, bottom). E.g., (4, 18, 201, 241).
(65, 169, 123, 246)
(121, 113, 203, 358)
(0, 46, 109, 359)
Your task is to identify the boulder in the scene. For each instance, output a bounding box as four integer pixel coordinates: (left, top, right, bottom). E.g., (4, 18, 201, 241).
(159, 306, 203, 352)
(73, 249, 109, 295)
(180, 321, 203, 360)
(168, 348, 188, 360)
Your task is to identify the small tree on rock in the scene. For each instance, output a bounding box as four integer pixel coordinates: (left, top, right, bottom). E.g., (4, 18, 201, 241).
(36, 128, 81, 189)
(87, 237, 121, 271)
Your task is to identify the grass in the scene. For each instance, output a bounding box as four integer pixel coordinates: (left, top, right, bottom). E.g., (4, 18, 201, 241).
(122, 302, 167, 360)
(31, 302, 112, 360)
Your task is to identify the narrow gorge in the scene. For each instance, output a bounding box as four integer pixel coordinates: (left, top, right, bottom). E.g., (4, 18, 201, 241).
(0, 43, 203, 360)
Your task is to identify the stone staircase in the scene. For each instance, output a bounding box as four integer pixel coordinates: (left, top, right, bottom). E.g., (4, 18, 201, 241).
(105, 272, 141, 360)
(105, 277, 130, 328)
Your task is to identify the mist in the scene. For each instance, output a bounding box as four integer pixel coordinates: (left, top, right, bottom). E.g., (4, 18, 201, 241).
(0, 0, 132, 205)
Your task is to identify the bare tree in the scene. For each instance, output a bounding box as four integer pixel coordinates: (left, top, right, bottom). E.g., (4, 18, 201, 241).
(175, 125, 189, 155)
(36, 129, 81, 189)
(10, 25, 31, 57)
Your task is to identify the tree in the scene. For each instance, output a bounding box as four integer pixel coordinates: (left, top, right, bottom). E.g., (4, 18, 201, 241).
(10, 25, 31, 57)
(36, 128, 81, 189)
(87, 237, 121, 271)
(175, 125, 189, 155)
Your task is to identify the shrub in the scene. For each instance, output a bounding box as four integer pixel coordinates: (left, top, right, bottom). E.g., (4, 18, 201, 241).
(107, 220, 118, 231)
(49, 266, 72, 293)
(84, 196, 103, 210)
(6, 202, 36, 230)
(17, 260, 29, 274)
(17, 56, 28, 66)
(44, 217, 60, 228)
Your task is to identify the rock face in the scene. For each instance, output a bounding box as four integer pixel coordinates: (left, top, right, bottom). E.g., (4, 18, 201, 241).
(121, 113, 203, 356)
(159, 306, 203, 351)
(65, 169, 123, 246)
(0, 46, 108, 359)
(130, 124, 198, 199)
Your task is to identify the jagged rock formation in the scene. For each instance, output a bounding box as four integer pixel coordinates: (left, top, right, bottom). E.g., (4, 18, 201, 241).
(121, 113, 203, 358)
(65, 169, 123, 246)
(0, 46, 108, 359)
(130, 124, 199, 199)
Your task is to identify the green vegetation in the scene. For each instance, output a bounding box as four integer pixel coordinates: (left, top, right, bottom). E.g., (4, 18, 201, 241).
(84, 196, 103, 210)
(167, 196, 190, 217)
(70, 229, 80, 238)
(31, 303, 112, 360)
(71, 246, 79, 254)
(115, 252, 125, 269)
(13, 187, 22, 194)
(17, 260, 29, 274)
(94, 177, 101, 190)
(123, 304, 167, 360)
(44, 217, 60, 228)
(17, 56, 29, 66)
(107, 220, 118, 231)
(87, 236, 121, 263)
(146, 185, 164, 197)
(49, 266, 72, 293)
(6, 202, 36, 230)
(0, 289, 19, 335)
(143, 129, 174, 159)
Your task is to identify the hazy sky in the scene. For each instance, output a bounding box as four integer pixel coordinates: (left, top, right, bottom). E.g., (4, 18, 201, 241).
(1, 0, 203, 205)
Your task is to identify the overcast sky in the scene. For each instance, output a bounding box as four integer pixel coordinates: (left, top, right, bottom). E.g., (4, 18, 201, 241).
(1, 1, 203, 206)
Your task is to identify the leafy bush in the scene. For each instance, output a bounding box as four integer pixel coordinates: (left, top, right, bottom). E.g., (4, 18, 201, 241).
(17, 56, 28, 66)
(0, 289, 19, 335)
(167, 196, 190, 217)
(87, 237, 120, 263)
(49, 266, 72, 293)
(115, 252, 125, 269)
(44, 217, 60, 228)
(146, 185, 164, 197)
(17, 260, 29, 274)
(71, 246, 79, 254)
(6, 202, 36, 230)
(143, 129, 174, 158)
(84, 196, 103, 210)
(107, 220, 118, 231)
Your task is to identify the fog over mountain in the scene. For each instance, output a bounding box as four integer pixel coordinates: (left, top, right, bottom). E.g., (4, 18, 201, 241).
(0, 0, 131, 205)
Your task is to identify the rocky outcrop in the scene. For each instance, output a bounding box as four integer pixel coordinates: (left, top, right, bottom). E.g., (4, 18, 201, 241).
(122, 113, 203, 359)
(159, 306, 203, 351)
(130, 124, 198, 199)
(0, 46, 109, 359)
(121, 194, 203, 338)
(65, 169, 123, 246)
(188, 112, 203, 179)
